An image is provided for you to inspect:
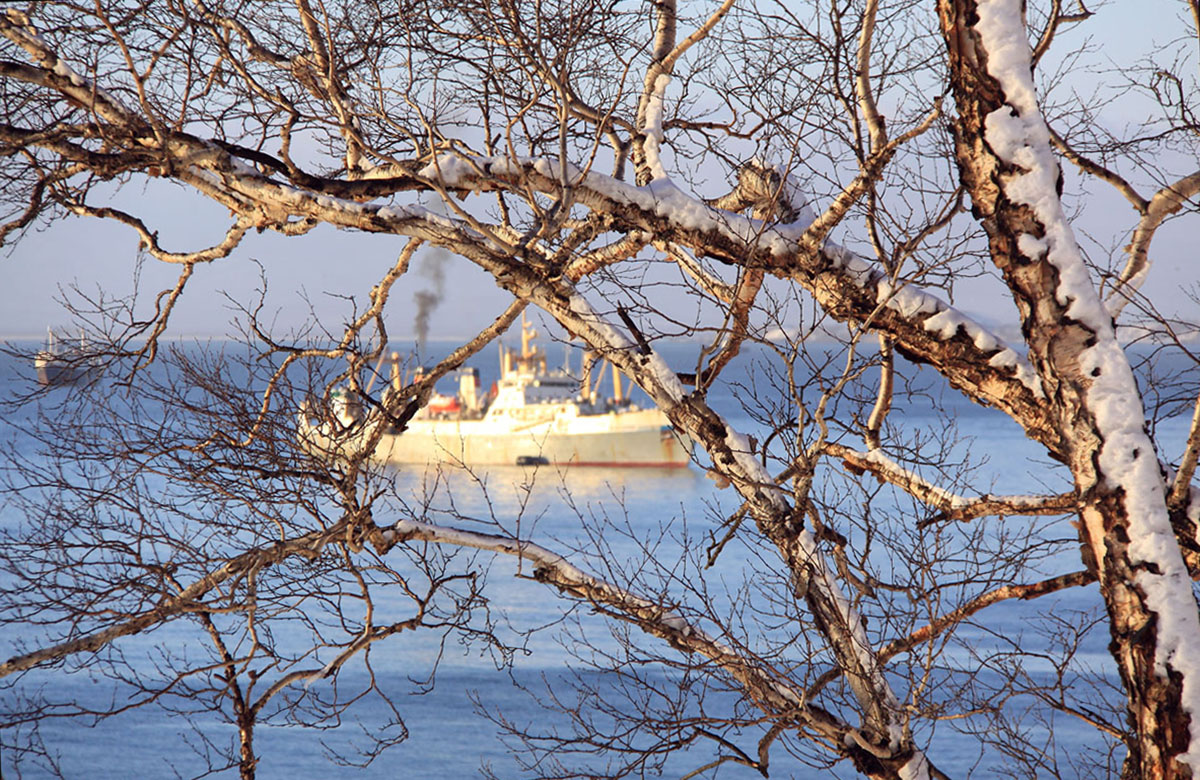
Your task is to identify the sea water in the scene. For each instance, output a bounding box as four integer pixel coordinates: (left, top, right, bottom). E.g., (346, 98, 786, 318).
(0, 340, 1193, 778)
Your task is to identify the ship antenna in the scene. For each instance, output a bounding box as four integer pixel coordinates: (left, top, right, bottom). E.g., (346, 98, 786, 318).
(520, 312, 537, 360)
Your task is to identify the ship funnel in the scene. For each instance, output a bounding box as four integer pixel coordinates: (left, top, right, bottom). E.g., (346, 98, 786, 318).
(458, 367, 481, 413)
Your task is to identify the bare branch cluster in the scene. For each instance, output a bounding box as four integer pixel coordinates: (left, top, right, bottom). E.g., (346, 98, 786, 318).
(1, 1, 1199, 778)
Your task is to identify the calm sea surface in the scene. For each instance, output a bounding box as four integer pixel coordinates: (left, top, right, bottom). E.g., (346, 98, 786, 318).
(1, 340, 1194, 778)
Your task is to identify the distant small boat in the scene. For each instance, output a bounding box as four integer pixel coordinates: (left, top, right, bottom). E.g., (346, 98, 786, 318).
(35, 329, 99, 386)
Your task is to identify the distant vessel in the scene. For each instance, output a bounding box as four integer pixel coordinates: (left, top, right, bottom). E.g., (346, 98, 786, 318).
(34, 329, 98, 386)
(303, 318, 692, 468)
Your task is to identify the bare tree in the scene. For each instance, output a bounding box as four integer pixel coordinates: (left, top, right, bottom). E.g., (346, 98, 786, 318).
(1, 0, 1199, 778)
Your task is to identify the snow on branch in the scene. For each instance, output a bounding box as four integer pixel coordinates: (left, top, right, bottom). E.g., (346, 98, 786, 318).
(824, 443, 1077, 523)
(0, 10, 136, 124)
(640, 72, 671, 182)
(411, 151, 1051, 442)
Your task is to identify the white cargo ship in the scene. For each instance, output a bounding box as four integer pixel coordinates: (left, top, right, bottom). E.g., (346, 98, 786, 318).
(304, 318, 692, 468)
(34, 329, 99, 386)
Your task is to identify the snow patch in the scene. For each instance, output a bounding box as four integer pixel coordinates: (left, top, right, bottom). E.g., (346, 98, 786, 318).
(917, 307, 964, 340)
(566, 292, 684, 403)
(974, 0, 1109, 332)
(860, 448, 968, 508)
(660, 613, 693, 636)
(45, 49, 132, 116)
(417, 154, 477, 188)
(829, 244, 878, 286)
(876, 279, 939, 319)
(874, 275, 1044, 397)
(1017, 232, 1048, 262)
(407, 152, 808, 258)
(566, 293, 635, 352)
(987, 348, 1043, 396)
(375, 203, 460, 230)
(51, 58, 87, 87)
(642, 73, 671, 181)
(642, 351, 685, 404)
(721, 427, 785, 510)
(898, 753, 932, 780)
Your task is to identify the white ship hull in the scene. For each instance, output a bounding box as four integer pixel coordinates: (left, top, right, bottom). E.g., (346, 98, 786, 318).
(35, 351, 98, 386)
(377, 408, 690, 467)
(35, 355, 84, 386)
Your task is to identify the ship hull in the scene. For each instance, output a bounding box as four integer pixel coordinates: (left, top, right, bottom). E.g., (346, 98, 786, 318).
(35, 354, 97, 386)
(378, 409, 691, 468)
(378, 423, 690, 467)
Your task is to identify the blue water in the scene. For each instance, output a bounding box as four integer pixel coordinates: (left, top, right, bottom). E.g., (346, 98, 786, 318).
(0, 339, 1193, 778)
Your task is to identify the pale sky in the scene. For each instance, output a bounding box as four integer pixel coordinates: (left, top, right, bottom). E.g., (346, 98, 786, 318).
(1, 1, 1194, 344)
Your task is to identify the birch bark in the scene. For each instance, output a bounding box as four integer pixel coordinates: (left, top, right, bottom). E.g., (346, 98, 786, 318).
(938, 0, 1200, 774)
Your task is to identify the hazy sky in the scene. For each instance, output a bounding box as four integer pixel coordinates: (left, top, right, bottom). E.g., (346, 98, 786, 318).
(1, 1, 1194, 344)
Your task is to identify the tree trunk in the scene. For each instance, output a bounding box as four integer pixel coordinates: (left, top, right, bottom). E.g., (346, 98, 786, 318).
(239, 711, 256, 780)
(937, 0, 1200, 775)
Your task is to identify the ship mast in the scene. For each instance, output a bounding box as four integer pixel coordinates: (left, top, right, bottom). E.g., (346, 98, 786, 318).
(514, 312, 546, 375)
